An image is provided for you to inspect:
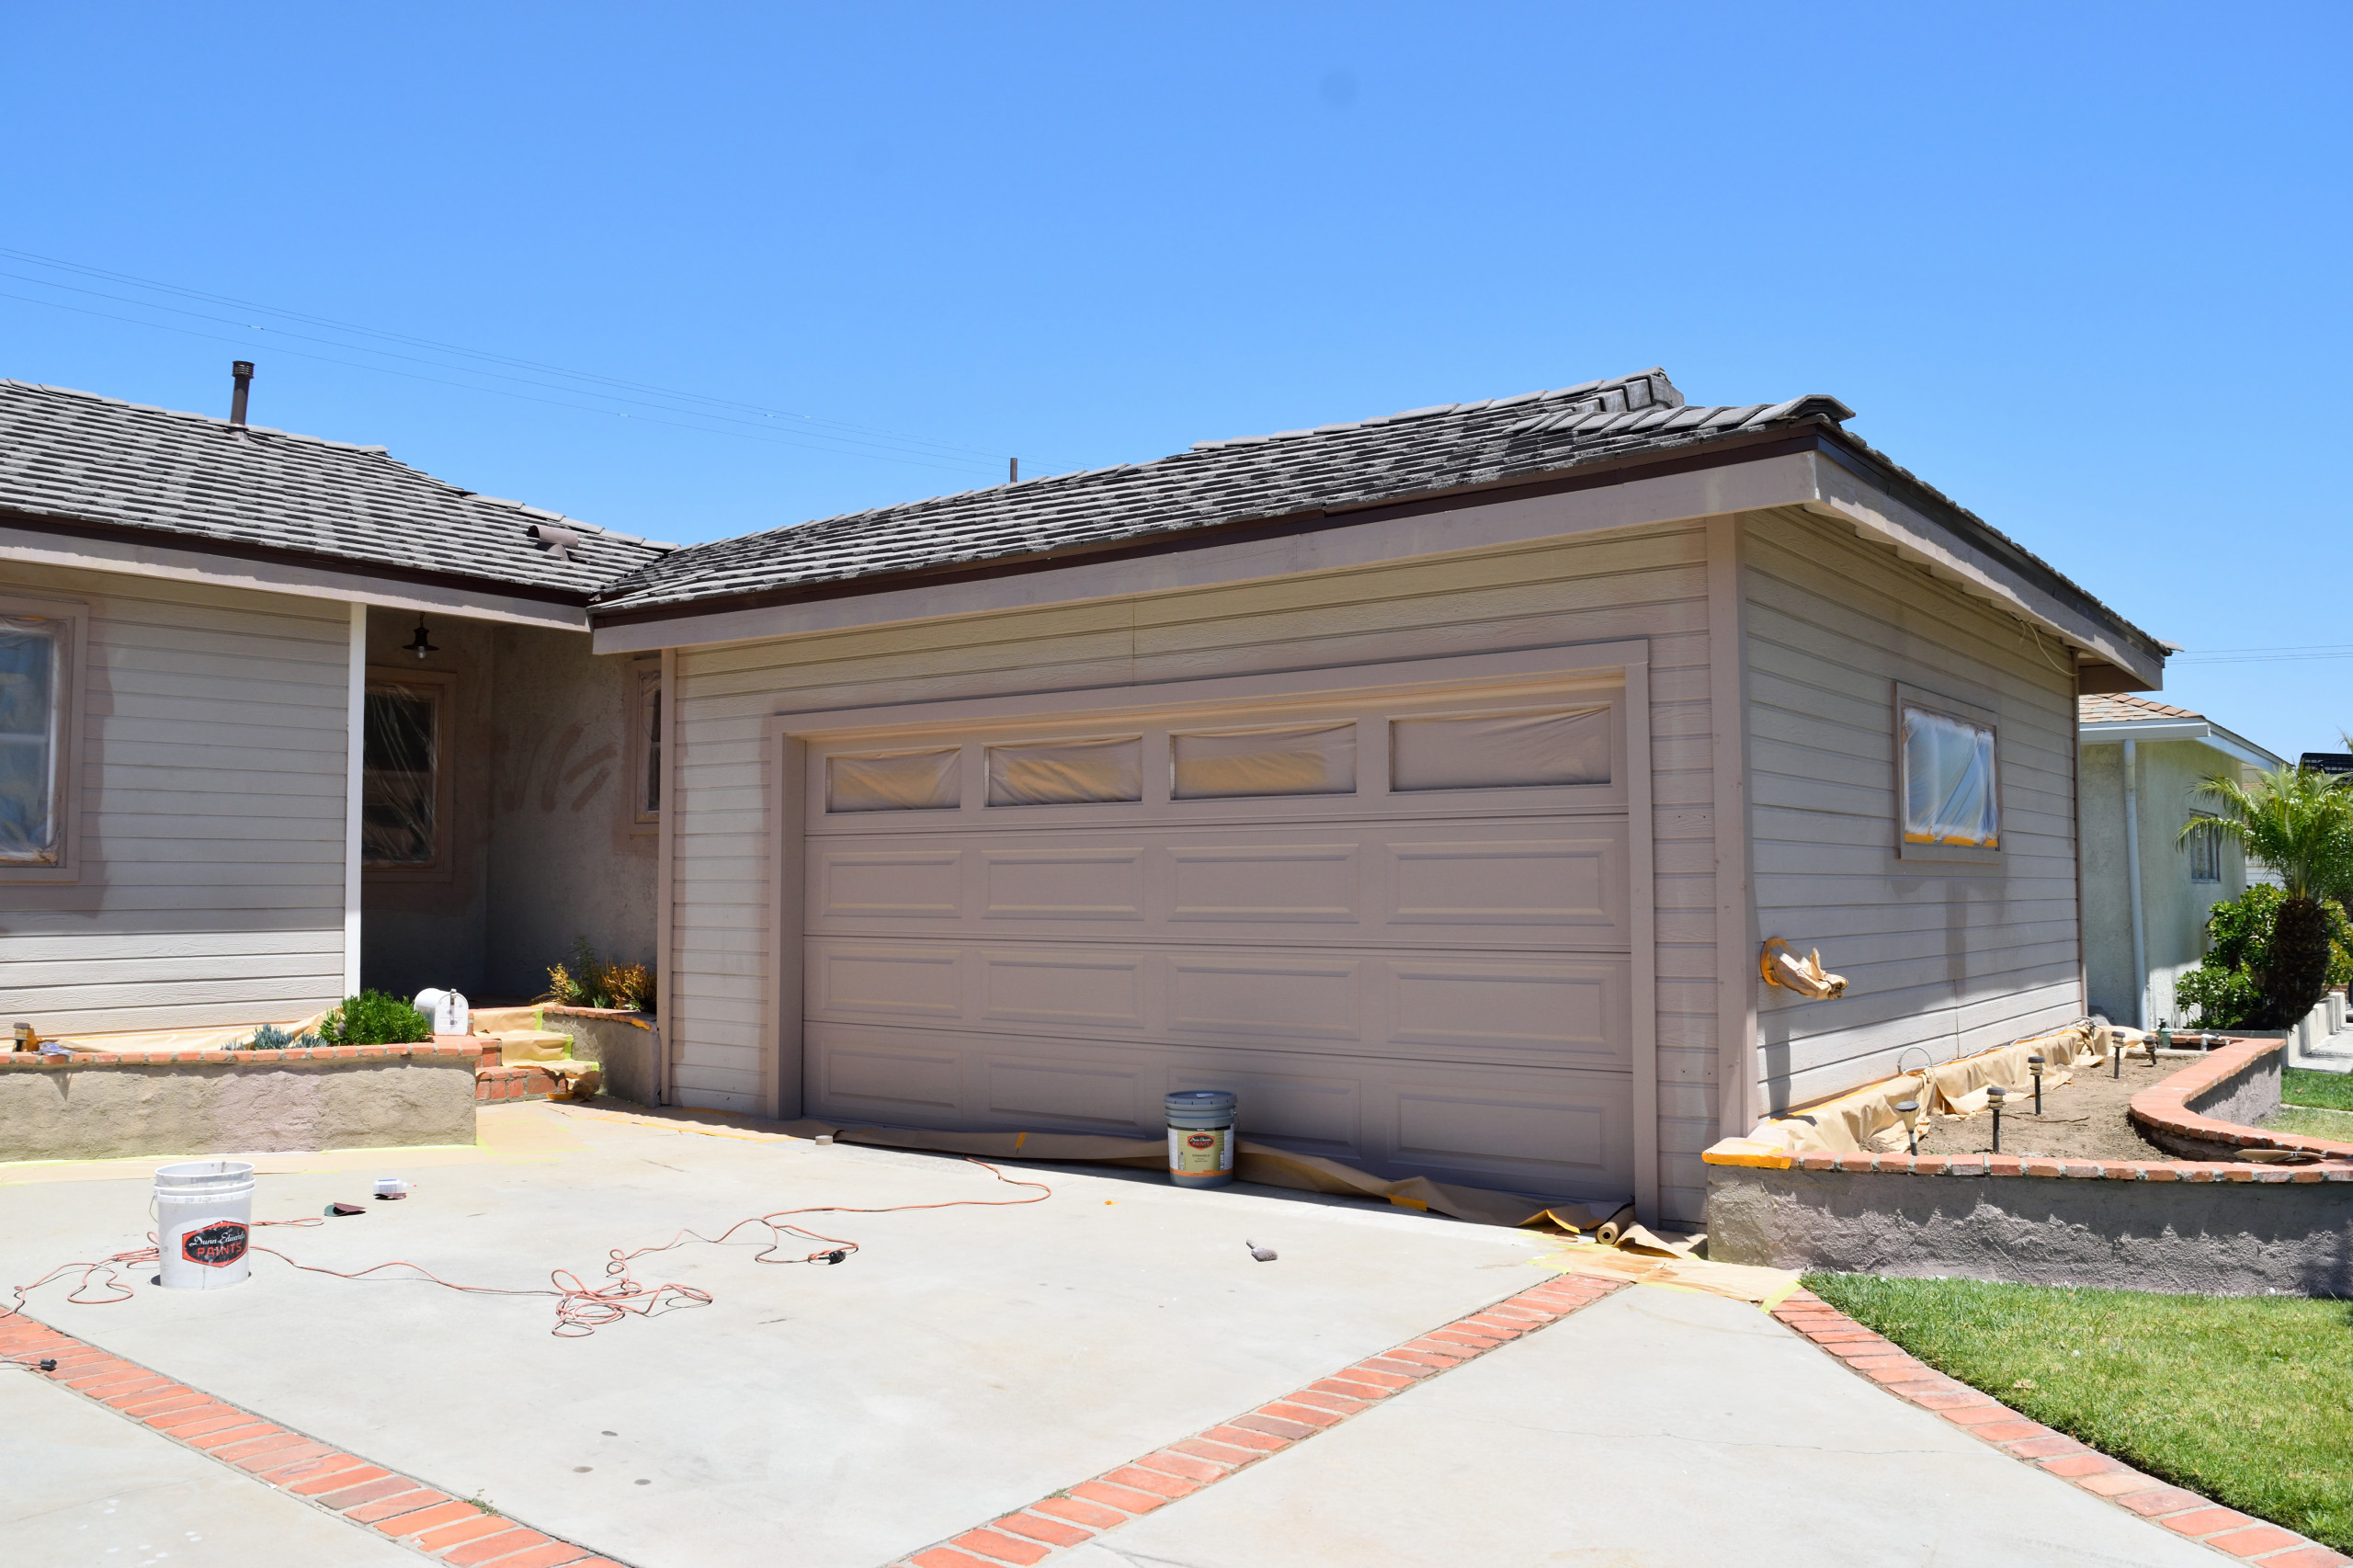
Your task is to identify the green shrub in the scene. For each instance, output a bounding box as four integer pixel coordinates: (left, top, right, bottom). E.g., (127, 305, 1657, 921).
(322, 991, 431, 1045)
(2173, 885, 2353, 1028)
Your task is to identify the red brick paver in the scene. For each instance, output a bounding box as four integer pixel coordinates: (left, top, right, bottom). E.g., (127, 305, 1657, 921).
(881, 1273, 1628, 1567)
(3, 1322, 617, 1567)
(1770, 1290, 2351, 1567)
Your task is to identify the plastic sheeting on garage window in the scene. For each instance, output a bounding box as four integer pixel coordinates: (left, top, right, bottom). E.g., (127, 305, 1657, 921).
(1901, 706, 1999, 847)
(0, 615, 61, 862)
(1172, 723, 1357, 800)
(1389, 707, 1611, 792)
(986, 735, 1142, 806)
(826, 746, 961, 812)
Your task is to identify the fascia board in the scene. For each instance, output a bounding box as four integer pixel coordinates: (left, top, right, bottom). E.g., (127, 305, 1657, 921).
(593, 451, 1823, 655)
(2204, 725, 2286, 772)
(0, 523, 589, 631)
(1797, 452, 2165, 687)
(2080, 719, 2213, 744)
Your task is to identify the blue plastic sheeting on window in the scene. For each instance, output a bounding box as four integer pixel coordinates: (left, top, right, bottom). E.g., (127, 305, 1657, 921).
(1902, 707, 1999, 847)
(0, 618, 59, 862)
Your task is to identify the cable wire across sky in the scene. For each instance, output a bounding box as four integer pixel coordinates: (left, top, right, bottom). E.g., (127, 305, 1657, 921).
(0, 245, 1093, 483)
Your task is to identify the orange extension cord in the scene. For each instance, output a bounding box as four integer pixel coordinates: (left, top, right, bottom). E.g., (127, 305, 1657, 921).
(4, 1157, 1051, 1342)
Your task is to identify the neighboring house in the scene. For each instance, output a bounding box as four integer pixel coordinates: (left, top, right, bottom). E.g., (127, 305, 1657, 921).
(585, 367, 2168, 1225)
(0, 375, 672, 1033)
(2079, 694, 2283, 1028)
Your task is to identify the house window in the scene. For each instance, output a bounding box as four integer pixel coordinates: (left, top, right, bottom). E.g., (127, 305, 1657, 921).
(0, 614, 63, 864)
(1899, 700, 1999, 851)
(633, 662, 663, 821)
(2188, 812, 2222, 883)
(362, 681, 440, 867)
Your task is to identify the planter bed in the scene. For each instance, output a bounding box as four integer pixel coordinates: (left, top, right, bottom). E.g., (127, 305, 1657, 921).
(1705, 1039, 2353, 1296)
(0, 1042, 478, 1162)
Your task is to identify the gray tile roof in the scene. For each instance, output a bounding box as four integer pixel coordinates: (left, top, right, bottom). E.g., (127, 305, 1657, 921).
(0, 380, 676, 597)
(590, 369, 1849, 616)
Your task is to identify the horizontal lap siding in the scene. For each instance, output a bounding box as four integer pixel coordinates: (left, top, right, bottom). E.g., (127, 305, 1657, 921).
(2, 562, 348, 1034)
(1743, 508, 2080, 1111)
(671, 524, 1723, 1217)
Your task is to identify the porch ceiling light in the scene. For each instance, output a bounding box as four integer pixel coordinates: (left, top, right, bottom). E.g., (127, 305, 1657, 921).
(403, 618, 438, 661)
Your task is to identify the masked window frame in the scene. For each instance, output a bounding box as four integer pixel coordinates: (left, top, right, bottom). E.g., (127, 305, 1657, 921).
(1893, 682, 2002, 865)
(361, 666, 457, 881)
(0, 593, 87, 884)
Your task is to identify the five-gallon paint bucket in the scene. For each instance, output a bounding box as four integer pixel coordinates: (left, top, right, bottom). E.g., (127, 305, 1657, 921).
(1165, 1090, 1237, 1189)
(153, 1160, 256, 1290)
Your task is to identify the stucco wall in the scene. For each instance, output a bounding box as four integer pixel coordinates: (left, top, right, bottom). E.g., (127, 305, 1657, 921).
(483, 627, 656, 1000)
(0, 1056, 475, 1160)
(1707, 1167, 2352, 1296)
(2079, 737, 2247, 1027)
(0, 561, 349, 1036)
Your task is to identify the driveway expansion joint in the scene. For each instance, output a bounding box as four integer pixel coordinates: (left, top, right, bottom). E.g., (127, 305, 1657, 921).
(0, 1311, 628, 1568)
(1770, 1290, 2351, 1568)
(883, 1269, 1630, 1568)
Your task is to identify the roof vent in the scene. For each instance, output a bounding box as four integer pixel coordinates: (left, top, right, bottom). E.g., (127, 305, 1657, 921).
(529, 522, 583, 561)
(230, 361, 254, 426)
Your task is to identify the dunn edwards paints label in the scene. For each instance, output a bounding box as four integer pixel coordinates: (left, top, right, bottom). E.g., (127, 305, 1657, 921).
(180, 1220, 249, 1267)
(1168, 1124, 1234, 1177)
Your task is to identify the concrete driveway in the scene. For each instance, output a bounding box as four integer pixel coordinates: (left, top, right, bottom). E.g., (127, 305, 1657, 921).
(0, 1103, 2259, 1568)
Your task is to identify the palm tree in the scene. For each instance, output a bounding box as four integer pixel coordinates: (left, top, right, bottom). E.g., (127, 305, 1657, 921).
(2182, 765, 2353, 1026)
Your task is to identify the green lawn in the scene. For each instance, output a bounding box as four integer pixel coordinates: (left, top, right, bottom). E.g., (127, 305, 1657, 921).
(2285, 1068, 2353, 1112)
(1804, 1274, 2353, 1551)
(2268, 1105, 2353, 1140)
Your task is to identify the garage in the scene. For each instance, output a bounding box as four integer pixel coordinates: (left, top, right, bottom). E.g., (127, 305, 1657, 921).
(770, 648, 1650, 1206)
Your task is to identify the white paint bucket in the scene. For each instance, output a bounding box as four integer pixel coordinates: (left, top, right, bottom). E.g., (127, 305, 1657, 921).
(1165, 1090, 1237, 1189)
(153, 1160, 256, 1290)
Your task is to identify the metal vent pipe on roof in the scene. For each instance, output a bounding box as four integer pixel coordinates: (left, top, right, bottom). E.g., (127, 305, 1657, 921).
(230, 361, 255, 426)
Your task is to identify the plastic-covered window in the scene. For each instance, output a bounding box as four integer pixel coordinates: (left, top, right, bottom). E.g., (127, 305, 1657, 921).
(1172, 723, 1356, 800)
(1900, 706, 1998, 848)
(362, 685, 438, 866)
(826, 747, 961, 812)
(1389, 708, 1610, 792)
(986, 736, 1142, 806)
(0, 615, 60, 863)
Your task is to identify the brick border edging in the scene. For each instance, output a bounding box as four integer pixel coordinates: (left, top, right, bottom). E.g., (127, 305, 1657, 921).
(2, 1042, 479, 1070)
(884, 1272, 1629, 1568)
(1706, 1039, 2353, 1178)
(2131, 1040, 2353, 1162)
(0, 1312, 624, 1568)
(1771, 1289, 2350, 1568)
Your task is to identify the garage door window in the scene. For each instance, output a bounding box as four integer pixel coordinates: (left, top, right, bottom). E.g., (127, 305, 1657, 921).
(986, 736, 1142, 806)
(1390, 708, 1610, 792)
(827, 747, 961, 812)
(1172, 723, 1356, 800)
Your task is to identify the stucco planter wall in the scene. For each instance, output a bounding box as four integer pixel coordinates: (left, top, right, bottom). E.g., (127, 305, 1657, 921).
(535, 1008, 659, 1106)
(0, 1044, 477, 1162)
(1703, 1039, 2353, 1297)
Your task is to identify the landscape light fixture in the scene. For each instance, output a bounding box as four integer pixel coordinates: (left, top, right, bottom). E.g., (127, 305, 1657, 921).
(403, 619, 438, 660)
(1894, 1098, 1923, 1156)
(2027, 1054, 2045, 1117)
(1987, 1084, 2007, 1153)
(2153, 1019, 2171, 1062)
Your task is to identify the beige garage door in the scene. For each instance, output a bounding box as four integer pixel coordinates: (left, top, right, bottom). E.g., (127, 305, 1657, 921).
(793, 673, 1636, 1203)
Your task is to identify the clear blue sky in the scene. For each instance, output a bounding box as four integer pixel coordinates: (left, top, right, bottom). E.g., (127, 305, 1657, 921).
(6, 4, 2346, 758)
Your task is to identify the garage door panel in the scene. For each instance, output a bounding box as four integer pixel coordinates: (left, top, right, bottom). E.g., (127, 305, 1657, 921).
(979, 951, 1145, 1030)
(803, 1022, 1632, 1199)
(981, 847, 1146, 920)
(807, 937, 1630, 1071)
(809, 817, 1630, 951)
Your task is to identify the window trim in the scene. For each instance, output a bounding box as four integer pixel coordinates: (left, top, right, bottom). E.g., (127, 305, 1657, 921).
(629, 656, 662, 827)
(0, 592, 88, 884)
(361, 665, 456, 882)
(1893, 682, 2002, 865)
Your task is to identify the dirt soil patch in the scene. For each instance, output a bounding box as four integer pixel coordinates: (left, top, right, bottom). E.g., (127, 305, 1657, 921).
(1903, 1052, 2190, 1160)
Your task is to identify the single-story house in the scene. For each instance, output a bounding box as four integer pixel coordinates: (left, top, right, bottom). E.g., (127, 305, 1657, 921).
(0, 373, 672, 1029)
(586, 367, 2167, 1225)
(5, 364, 2171, 1226)
(2077, 694, 2282, 1028)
